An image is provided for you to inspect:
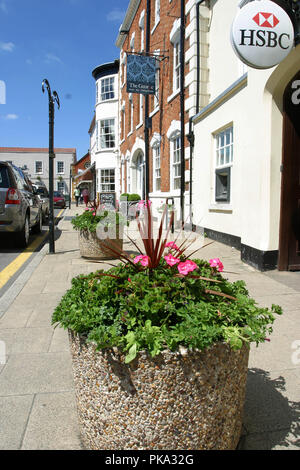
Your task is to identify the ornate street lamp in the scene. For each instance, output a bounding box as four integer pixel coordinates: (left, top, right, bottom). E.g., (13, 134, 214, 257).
(42, 79, 60, 254)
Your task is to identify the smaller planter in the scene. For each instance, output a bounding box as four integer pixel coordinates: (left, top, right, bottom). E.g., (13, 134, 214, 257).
(78, 229, 123, 260)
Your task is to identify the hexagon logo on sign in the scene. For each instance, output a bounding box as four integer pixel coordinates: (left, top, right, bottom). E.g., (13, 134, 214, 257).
(231, 0, 294, 69)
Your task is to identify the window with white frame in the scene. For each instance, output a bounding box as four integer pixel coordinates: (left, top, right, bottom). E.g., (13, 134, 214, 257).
(173, 40, 180, 93)
(57, 181, 64, 193)
(139, 94, 143, 126)
(101, 77, 115, 101)
(171, 135, 181, 190)
(35, 161, 43, 174)
(153, 144, 161, 191)
(155, 0, 160, 25)
(126, 159, 131, 193)
(154, 65, 160, 110)
(100, 119, 115, 148)
(214, 126, 233, 203)
(139, 10, 145, 52)
(100, 169, 115, 192)
(57, 161, 64, 174)
(129, 94, 133, 133)
(96, 82, 99, 103)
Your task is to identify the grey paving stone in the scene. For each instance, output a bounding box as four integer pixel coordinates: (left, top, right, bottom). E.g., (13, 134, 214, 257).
(242, 430, 300, 450)
(249, 335, 299, 371)
(0, 395, 34, 450)
(48, 326, 70, 353)
(10, 328, 54, 354)
(243, 368, 300, 435)
(0, 307, 34, 329)
(0, 352, 74, 396)
(21, 392, 83, 450)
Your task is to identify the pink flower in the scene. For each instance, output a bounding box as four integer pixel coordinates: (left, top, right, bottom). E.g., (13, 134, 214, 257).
(92, 212, 96, 216)
(128, 278, 132, 282)
(164, 254, 180, 266)
(165, 241, 179, 251)
(133, 255, 149, 267)
(209, 258, 224, 272)
(177, 260, 198, 276)
(84, 207, 90, 211)
(137, 199, 152, 209)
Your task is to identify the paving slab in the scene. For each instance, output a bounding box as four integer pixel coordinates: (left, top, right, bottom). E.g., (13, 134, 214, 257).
(0, 352, 74, 396)
(0, 394, 34, 450)
(21, 392, 83, 450)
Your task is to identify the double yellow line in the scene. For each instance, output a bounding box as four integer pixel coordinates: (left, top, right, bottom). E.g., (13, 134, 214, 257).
(0, 209, 65, 291)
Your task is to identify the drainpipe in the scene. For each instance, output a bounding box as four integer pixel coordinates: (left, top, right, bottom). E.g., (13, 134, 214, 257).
(180, 0, 186, 228)
(188, 0, 205, 230)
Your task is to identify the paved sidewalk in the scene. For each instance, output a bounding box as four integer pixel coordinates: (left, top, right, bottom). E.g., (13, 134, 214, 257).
(0, 203, 299, 449)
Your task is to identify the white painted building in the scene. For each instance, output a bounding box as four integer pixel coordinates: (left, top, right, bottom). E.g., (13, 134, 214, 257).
(0, 147, 76, 195)
(191, 0, 300, 271)
(91, 60, 121, 201)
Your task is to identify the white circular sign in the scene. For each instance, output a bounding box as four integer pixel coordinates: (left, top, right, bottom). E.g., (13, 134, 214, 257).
(231, 0, 294, 69)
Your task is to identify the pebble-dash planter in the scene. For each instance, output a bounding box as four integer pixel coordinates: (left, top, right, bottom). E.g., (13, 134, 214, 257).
(78, 230, 123, 260)
(69, 331, 249, 450)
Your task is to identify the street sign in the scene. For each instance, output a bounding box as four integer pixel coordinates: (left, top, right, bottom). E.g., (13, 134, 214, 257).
(126, 54, 156, 95)
(231, 0, 294, 69)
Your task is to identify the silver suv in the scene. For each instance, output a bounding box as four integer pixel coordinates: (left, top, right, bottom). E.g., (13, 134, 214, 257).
(0, 161, 43, 247)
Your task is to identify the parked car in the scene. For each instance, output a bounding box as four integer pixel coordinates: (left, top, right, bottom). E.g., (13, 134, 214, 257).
(0, 161, 43, 247)
(53, 191, 66, 209)
(32, 183, 49, 221)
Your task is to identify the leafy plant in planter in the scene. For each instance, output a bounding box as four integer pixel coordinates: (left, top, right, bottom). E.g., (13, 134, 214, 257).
(52, 202, 282, 450)
(71, 199, 128, 259)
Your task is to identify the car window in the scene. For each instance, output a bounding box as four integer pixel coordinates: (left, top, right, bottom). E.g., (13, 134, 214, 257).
(37, 188, 49, 196)
(0, 166, 10, 188)
(12, 167, 25, 190)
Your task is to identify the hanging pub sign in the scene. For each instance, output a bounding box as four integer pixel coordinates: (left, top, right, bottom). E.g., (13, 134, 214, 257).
(231, 0, 294, 69)
(126, 54, 156, 95)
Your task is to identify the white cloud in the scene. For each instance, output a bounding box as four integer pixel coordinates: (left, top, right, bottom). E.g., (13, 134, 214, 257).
(0, 41, 15, 52)
(44, 53, 63, 64)
(4, 114, 18, 120)
(26, 59, 33, 65)
(106, 8, 125, 23)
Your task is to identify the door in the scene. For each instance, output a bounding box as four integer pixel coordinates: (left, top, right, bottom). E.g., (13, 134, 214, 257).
(279, 72, 300, 270)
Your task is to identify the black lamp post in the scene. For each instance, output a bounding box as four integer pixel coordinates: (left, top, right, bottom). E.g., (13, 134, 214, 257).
(42, 79, 60, 254)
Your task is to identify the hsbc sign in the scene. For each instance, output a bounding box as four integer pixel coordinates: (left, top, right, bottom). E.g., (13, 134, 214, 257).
(231, 0, 294, 69)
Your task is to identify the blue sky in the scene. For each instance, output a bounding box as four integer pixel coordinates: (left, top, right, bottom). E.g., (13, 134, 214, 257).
(0, 0, 127, 160)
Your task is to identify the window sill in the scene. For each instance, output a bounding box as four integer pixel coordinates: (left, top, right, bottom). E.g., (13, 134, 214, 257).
(97, 98, 117, 105)
(167, 89, 180, 103)
(209, 204, 232, 214)
(127, 131, 133, 137)
(149, 107, 159, 118)
(136, 122, 143, 130)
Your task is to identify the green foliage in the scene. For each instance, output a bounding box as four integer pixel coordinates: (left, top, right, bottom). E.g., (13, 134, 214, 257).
(52, 259, 282, 363)
(71, 209, 128, 233)
(120, 193, 141, 202)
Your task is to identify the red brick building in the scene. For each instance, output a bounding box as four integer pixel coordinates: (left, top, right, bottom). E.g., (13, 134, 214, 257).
(116, 0, 201, 222)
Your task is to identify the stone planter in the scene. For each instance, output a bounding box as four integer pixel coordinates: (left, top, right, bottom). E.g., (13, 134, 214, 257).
(69, 331, 249, 450)
(78, 229, 123, 260)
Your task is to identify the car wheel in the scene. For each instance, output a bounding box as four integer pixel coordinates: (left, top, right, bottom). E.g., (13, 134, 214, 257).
(32, 211, 43, 234)
(15, 214, 30, 248)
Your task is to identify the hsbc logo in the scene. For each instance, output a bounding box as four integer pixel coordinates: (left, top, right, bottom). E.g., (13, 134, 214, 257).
(231, 0, 294, 69)
(253, 12, 279, 28)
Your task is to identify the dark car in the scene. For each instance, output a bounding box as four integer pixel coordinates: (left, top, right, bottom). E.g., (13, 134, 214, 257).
(32, 183, 49, 221)
(53, 191, 66, 209)
(0, 161, 43, 247)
